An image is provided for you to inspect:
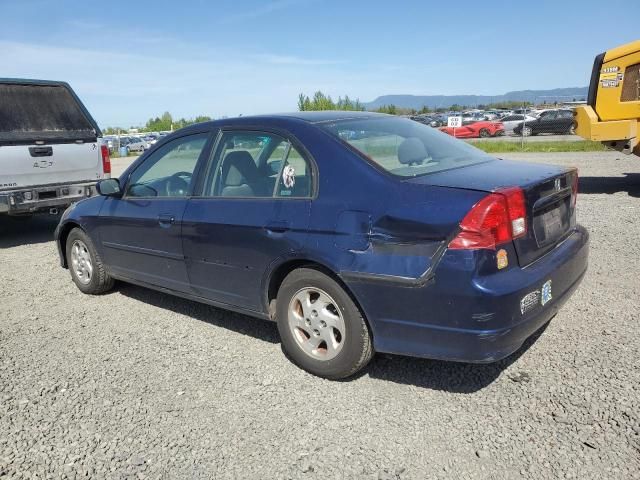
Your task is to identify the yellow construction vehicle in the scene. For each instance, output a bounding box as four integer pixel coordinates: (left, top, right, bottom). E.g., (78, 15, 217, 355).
(574, 40, 640, 156)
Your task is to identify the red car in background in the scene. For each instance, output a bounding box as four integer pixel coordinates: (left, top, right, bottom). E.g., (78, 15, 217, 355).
(439, 121, 504, 138)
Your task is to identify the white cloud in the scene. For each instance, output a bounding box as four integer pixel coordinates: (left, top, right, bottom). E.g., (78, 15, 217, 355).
(0, 40, 375, 126)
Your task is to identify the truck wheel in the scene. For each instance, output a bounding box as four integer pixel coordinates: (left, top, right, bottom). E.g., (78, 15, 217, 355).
(276, 268, 373, 379)
(66, 228, 115, 294)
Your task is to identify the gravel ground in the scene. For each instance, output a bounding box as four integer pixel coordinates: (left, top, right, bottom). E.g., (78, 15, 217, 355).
(1, 151, 639, 479)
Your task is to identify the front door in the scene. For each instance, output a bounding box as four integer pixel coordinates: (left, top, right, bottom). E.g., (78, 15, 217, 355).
(98, 132, 210, 292)
(182, 130, 314, 311)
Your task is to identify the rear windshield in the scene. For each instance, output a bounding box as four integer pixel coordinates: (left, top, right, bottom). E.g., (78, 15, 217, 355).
(320, 116, 492, 177)
(0, 83, 97, 143)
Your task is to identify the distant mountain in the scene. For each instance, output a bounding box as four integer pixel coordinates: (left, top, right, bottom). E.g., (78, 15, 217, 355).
(364, 87, 588, 109)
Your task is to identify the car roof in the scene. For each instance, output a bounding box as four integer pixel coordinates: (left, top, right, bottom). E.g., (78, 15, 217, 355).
(180, 111, 392, 133)
(251, 111, 389, 123)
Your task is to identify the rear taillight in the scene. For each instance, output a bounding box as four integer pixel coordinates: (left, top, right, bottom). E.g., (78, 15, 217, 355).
(101, 145, 111, 175)
(449, 187, 527, 250)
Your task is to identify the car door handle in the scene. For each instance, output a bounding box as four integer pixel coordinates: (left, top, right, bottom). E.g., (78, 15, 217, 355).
(265, 221, 289, 233)
(158, 214, 175, 227)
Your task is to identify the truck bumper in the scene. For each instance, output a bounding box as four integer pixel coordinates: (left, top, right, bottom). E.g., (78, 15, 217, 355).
(0, 182, 96, 215)
(574, 105, 638, 154)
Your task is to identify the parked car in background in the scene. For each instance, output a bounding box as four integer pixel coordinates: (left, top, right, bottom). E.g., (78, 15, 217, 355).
(409, 115, 442, 128)
(513, 110, 575, 136)
(143, 134, 160, 148)
(462, 111, 487, 123)
(501, 114, 538, 134)
(103, 136, 117, 153)
(0, 78, 110, 217)
(439, 120, 504, 138)
(120, 136, 147, 153)
(55, 111, 588, 379)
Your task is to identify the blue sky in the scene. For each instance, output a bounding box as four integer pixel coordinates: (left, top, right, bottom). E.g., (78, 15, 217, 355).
(1, 0, 638, 127)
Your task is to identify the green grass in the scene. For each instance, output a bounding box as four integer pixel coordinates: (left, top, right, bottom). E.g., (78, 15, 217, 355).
(472, 140, 607, 153)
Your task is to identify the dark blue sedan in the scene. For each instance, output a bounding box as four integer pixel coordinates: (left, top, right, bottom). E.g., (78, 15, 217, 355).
(55, 112, 588, 379)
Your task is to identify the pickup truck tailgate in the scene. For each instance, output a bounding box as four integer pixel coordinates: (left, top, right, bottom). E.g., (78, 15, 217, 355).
(0, 143, 103, 191)
(0, 143, 102, 190)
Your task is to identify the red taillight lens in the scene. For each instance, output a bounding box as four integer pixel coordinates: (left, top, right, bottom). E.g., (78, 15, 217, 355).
(101, 144, 111, 175)
(449, 187, 527, 250)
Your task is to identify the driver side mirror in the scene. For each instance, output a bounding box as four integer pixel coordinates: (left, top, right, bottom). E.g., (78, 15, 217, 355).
(97, 178, 122, 197)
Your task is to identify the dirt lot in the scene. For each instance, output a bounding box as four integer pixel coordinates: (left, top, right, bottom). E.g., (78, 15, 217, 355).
(1, 151, 639, 479)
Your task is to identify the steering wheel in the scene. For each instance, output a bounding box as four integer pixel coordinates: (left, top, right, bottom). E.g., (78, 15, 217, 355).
(165, 171, 192, 197)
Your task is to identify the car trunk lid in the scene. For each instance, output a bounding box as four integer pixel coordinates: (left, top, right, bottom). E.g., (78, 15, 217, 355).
(406, 158, 578, 266)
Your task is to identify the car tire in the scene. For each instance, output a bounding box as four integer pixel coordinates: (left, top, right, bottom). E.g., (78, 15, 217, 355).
(66, 227, 115, 295)
(522, 126, 533, 137)
(276, 267, 373, 379)
(479, 128, 490, 138)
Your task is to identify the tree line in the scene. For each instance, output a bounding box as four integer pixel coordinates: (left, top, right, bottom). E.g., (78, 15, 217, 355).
(296, 91, 545, 115)
(103, 112, 212, 135)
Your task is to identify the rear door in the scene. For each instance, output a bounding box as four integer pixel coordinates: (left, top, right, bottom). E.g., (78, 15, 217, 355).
(182, 129, 313, 310)
(97, 132, 211, 292)
(0, 81, 103, 189)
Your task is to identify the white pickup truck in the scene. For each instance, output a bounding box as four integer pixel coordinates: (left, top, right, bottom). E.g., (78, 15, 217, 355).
(0, 79, 110, 216)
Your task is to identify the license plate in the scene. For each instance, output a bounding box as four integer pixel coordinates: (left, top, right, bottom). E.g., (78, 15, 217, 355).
(533, 200, 570, 248)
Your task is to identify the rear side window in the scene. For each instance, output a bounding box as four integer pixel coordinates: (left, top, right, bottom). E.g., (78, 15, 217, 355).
(275, 147, 311, 197)
(204, 131, 313, 198)
(0, 84, 96, 143)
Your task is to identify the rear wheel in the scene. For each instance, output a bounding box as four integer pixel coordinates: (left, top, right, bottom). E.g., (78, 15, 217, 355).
(479, 128, 490, 138)
(66, 228, 115, 294)
(276, 268, 373, 379)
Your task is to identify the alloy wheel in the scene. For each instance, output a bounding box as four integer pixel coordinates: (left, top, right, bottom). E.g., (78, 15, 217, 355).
(288, 287, 346, 361)
(70, 239, 93, 285)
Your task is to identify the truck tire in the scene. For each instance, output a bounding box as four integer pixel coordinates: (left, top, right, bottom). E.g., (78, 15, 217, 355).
(276, 267, 374, 379)
(66, 227, 115, 295)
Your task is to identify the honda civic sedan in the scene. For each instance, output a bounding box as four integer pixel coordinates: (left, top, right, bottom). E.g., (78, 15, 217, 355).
(55, 112, 589, 379)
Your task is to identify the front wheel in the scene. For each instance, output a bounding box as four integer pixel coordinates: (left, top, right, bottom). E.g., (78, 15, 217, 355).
(521, 126, 533, 137)
(276, 268, 373, 379)
(66, 228, 115, 294)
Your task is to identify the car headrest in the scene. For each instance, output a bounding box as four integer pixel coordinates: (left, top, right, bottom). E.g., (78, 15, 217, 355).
(398, 137, 428, 165)
(222, 151, 259, 186)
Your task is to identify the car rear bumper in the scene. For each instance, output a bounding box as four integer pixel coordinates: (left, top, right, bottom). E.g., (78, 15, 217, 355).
(346, 225, 589, 363)
(0, 182, 96, 215)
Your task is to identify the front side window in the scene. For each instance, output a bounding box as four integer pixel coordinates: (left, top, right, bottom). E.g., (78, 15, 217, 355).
(321, 116, 492, 177)
(205, 131, 312, 198)
(126, 133, 208, 198)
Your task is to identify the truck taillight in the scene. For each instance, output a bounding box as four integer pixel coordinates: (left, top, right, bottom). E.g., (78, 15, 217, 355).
(449, 187, 527, 250)
(101, 145, 111, 175)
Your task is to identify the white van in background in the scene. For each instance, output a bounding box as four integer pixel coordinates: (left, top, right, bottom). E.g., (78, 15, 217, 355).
(0, 79, 110, 216)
